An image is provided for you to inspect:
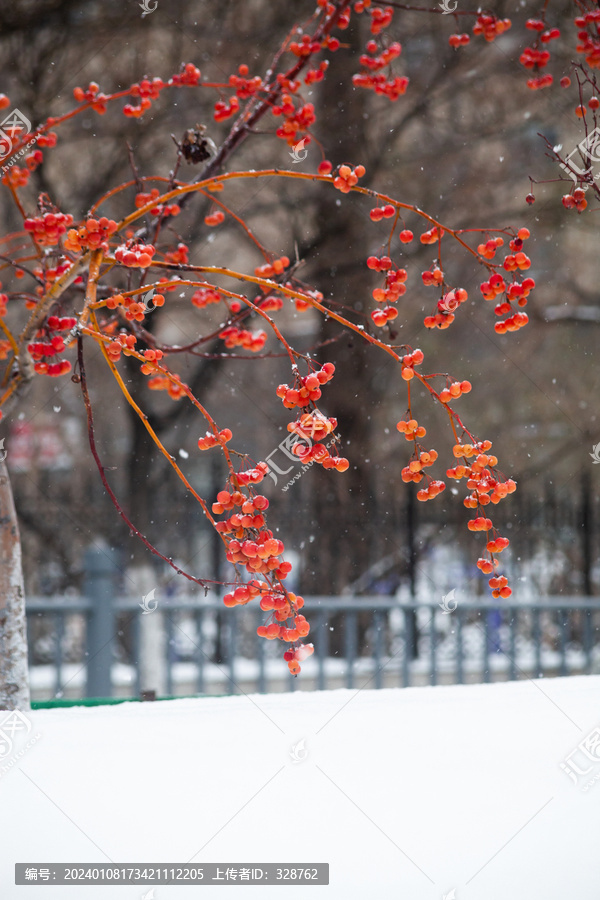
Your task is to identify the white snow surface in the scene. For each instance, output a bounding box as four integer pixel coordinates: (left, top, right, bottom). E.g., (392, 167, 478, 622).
(2, 676, 600, 899)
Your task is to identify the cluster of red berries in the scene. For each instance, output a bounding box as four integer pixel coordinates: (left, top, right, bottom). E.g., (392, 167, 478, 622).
(494, 292, 527, 321)
(480, 273, 507, 301)
(366, 255, 393, 271)
(191, 288, 222, 308)
(525, 19, 559, 39)
(449, 34, 471, 49)
(24, 212, 74, 247)
(468, 516, 493, 532)
(369, 204, 396, 221)
(563, 189, 587, 212)
(447, 438, 515, 594)
(289, 34, 322, 57)
(205, 211, 225, 226)
(371, 306, 398, 326)
(147, 374, 186, 400)
(106, 332, 137, 362)
(165, 243, 189, 265)
(276, 363, 335, 409)
(222, 583, 258, 608)
(124, 98, 151, 118)
(28, 335, 66, 360)
(527, 74, 554, 90)
(352, 72, 409, 100)
(214, 97, 240, 122)
(416, 480, 446, 502)
(135, 189, 180, 218)
(197, 427, 233, 450)
(521, 20, 560, 88)
(420, 226, 441, 245)
(520, 47, 551, 70)
(211, 473, 313, 671)
(25, 149, 44, 173)
(477, 236, 504, 259)
(360, 41, 402, 71)
(505, 279, 535, 304)
(32, 359, 71, 377)
(487, 535, 510, 554)
(256, 592, 313, 673)
(473, 15, 511, 42)
(575, 14, 600, 67)
(459, 458, 512, 502)
(64, 217, 118, 253)
(400, 348, 424, 381)
(28, 315, 78, 375)
(503, 251, 531, 272)
(333, 164, 366, 192)
(72, 81, 107, 113)
(2, 165, 30, 189)
(373, 269, 407, 303)
(217, 501, 291, 580)
(213, 489, 268, 525)
(396, 418, 426, 440)
(46, 315, 77, 331)
(219, 532, 287, 577)
(437, 287, 468, 314)
(229, 64, 263, 98)
(494, 312, 528, 334)
(438, 380, 471, 403)
(274, 74, 300, 97)
(283, 642, 314, 675)
(289, 285, 323, 313)
(286, 411, 348, 471)
(255, 256, 290, 281)
(369, 5, 393, 34)
(401, 448, 439, 483)
(488, 575, 511, 599)
(258, 295, 283, 312)
(140, 348, 164, 375)
(224, 464, 265, 488)
(369, 260, 407, 321)
(219, 326, 267, 352)
(274, 96, 316, 146)
(263, 611, 310, 641)
(305, 61, 330, 85)
(170, 63, 201, 86)
(114, 241, 156, 268)
(105, 291, 165, 322)
(131, 78, 164, 99)
(421, 266, 444, 287)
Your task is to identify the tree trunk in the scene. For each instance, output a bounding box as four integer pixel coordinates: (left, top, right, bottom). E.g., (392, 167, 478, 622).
(0, 458, 30, 710)
(305, 15, 374, 597)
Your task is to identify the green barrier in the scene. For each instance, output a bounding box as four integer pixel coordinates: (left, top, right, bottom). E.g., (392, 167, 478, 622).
(31, 694, 212, 710)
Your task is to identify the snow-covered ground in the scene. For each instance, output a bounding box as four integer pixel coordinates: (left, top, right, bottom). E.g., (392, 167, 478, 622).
(2, 676, 600, 899)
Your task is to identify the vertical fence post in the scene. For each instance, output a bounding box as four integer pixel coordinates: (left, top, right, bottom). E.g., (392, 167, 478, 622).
(85, 545, 117, 698)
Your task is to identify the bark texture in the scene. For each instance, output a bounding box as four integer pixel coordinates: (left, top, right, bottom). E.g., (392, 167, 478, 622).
(0, 458, 30, 710)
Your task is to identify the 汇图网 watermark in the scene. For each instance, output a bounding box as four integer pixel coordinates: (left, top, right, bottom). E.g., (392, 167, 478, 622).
(263, 418, 340, 490)
(560, 127, 600, 191)
(0, 108, 36, 175)
(0, 709, 42, 779)
(560, 724, 600, 791)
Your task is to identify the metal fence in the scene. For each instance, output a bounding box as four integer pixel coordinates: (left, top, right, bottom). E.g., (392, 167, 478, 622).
(25, 550, 600, 701)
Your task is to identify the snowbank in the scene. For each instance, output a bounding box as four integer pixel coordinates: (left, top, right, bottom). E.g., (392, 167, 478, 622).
(2, 676, 599, 899)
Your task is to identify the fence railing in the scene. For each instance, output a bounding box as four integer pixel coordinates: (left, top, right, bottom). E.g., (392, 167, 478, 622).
(25, 583, 600, 700)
